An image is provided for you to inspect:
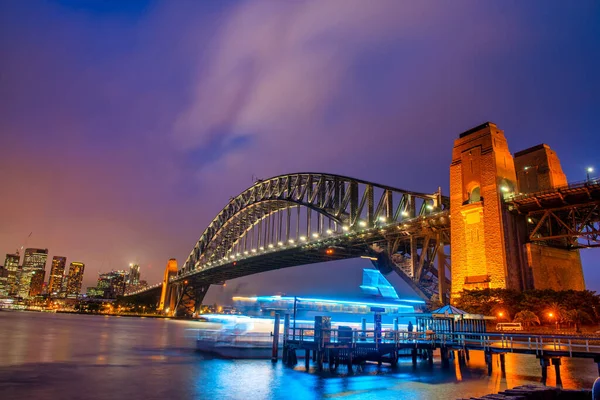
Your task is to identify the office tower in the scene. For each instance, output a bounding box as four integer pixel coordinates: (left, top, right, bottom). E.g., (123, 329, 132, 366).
(29, 269, 45, 297)
(18, 248, 48, 298)
(66, 262, 85, 298)
(48, 256, 67, 296)
(97, 270, 127, 298)
(3, 254, 20, 296)
(127, 263, 140, 286)
(0, 265, 8, 297)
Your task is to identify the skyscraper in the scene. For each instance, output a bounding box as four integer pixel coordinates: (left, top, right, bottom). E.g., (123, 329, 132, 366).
(97, 270, 127, 298)
(66, 262, 85, 298)
(18, 248, 48, 298)
(29, 269, 45, 297)
(0, 265, 8, 297)
(127, 263, 140, 286)
(3, 254, 20, 296)
(48, 256, 67, 296)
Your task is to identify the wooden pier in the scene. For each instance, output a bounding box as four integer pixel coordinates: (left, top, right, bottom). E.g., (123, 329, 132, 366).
(280, 326, 600, 382)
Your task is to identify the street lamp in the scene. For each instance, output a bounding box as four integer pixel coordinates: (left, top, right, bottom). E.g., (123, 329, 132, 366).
(586, 167, 594, 182)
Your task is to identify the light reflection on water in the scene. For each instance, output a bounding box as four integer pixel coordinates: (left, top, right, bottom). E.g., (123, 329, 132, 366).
(0, 312, 597, 400)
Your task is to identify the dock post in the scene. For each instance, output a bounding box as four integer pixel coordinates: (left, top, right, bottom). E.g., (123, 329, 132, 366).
(441, 347, 450, 368)
(485, 352, 493, 376)
(347, 351, 353, 374)
(305, 349, 310, 371)
(411, 349, 417, 367)
(282, 314, 290, 364)
(271, 313, 280, 363)
(428, 348, 433, 366)
(499, 353, 506, 375)
(540, 357, 550, 386)
(552, 358, 562, 388)
(360, 318, 366, 341)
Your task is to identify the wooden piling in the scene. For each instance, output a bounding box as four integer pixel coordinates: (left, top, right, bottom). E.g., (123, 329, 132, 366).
(540, 357, 550, 386)
(552, 358, 562, 388)
(305, 349, 310, 371)
(485, 352, 493, 376)
(271, 313, 280, 363)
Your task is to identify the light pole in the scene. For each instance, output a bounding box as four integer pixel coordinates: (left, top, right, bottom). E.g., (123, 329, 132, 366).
(587, 167, 594, 182)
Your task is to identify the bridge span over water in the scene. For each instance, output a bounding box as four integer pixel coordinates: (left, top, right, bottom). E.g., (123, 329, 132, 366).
(127, 122, 600, 316)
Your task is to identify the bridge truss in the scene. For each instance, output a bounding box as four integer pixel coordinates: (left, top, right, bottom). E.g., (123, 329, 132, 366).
(166, 173, 451, 314)
(506, 180, 600, 248)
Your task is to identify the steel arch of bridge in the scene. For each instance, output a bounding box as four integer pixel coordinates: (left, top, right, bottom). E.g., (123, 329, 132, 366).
(180, 173, 448, 278)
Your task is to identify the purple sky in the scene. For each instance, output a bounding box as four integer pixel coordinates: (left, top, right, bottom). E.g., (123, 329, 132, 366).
(1, 0, 598, 301)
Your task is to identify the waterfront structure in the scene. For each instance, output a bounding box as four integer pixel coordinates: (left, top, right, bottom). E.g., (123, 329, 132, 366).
(18, 248, 48, 299)
(48, 256, 67, 296)
(126, 122, 597, 315)
(65, 262, 85, 298)
(3, 254, 20, 296)
(86, 286, 104, 298)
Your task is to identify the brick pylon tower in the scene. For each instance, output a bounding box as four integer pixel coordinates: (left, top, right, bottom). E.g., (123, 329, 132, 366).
(450, 122, 521, 300)
(159, 258, 178, 312)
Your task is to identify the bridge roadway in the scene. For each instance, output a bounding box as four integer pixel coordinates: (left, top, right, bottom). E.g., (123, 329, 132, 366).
(283, 329, 600, 380)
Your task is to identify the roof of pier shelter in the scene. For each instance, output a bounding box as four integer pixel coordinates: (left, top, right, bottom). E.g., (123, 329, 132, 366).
(427, 305, 489, 320)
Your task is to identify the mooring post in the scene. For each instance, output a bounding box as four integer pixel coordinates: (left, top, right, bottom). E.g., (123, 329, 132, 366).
(500, 353, 506, 376)
(552, 358, 562, 388)
(271, 313, 280, 363)
(540, 357, 550, 386)
(428, 348, 434, 366)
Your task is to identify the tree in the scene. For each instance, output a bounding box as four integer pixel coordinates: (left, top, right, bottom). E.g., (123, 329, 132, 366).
(564, 309, 594, 333)
(513, 310, 540, 329)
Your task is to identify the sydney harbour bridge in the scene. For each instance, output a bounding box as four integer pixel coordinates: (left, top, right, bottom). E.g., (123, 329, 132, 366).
(126, 122, 600, 316)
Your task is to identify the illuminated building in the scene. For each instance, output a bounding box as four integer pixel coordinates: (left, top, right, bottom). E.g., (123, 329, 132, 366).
(127, 263, 140, 286)
(86, 287, 104, 298)
(66, 262, 85, 298)
(29, 269, 45, 297)
(97, 270, 127, 298)
(3, 254, 20, 296)
(48, 256, 67, 296)
(18, 248, 48, 299)
(0, 265, 8, 297)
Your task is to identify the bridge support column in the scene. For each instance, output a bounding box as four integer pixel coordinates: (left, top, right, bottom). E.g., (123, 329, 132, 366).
(464, 348, 470, 361)
(540, 357, 550, 386)
(552, 358, 562, 388)
(499, 353, 506, 376)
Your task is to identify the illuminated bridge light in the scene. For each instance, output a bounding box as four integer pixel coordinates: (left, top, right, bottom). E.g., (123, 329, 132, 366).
(251, 248, 257, 253)
(268, 244, 274, 248)
(277, 241, 283, 246)
(243, 251, 248, 255)
(358, 220, 367, 227)
(378, 216, 387, 222)
(312, 233, 319, 238)
(401, 211, 409, 217)
(300, 236, 307, 241)
(288, 239, 295, 244)
(326, 229, 333, 235)
(259, 246, 264, 251)
(528, 218, 533, 223)
(426, 204, 434, 210)
(342, 225, 349, 231)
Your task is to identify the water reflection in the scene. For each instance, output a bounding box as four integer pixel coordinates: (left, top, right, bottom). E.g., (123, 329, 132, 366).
(0, 312, 597, 400)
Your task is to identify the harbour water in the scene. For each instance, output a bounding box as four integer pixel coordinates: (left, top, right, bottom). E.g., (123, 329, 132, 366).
(0, 312, 597, 400)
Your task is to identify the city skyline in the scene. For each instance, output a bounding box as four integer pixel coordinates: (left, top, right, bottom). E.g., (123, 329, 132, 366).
(0, 1, 598, 296)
